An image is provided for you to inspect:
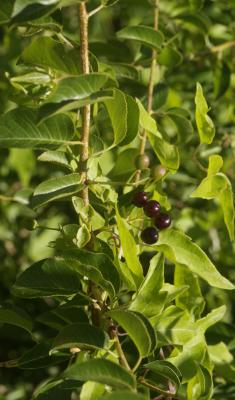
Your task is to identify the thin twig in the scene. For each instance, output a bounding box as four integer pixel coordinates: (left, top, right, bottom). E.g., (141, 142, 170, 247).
(109, 327, 131, 371)
(79, 2, 90, 206)
(87, 178, 149, 187)
(135, 0, 160, 184)
(211, 40, 235, 53)
(114, 333, 131, 371)
(132, 355, 142, 373)
(139, 378, 177, 398)
(88, 4, 105, 18)
(0, 195, 13, 201)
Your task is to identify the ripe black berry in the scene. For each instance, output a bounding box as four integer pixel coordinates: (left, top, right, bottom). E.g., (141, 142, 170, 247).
(135, 154, 150, 170)
(141, 227, 159, 244)
(133, 191, 148, 207)
(155, 213, 171, 230)
(144, 200, 160, 218)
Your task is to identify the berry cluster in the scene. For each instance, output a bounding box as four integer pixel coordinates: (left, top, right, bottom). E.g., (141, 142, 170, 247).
(133, 191, 171, 244)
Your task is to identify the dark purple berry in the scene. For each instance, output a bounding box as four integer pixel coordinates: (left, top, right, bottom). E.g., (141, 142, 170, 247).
(155, 213, 171, 230)
(141, 227, 159, 244)
(135, 154, 150, 170)
(133, 191, 148, 207)
(144, 200, 160, 218)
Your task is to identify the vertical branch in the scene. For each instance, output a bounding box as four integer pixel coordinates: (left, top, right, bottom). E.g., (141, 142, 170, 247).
(79, 2, 90, 205)
(135, 0, 160, 184)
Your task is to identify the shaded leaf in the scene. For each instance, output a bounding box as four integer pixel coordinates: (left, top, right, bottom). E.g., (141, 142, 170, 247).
(65, 359, 136, 390)
(12, 258, 82, 298)
(59, 248, 120, 294)
(52, 323, 108, 351)
(117, 25, 164, 50)
(18, 342, 69, 369)
(0, 108, 74, 149)
(158, 47, 183, 68)
(20, 36, 81, 74)
(144, 360, 182, 391)
(214, 60, 230, 99)
(0, 306, 33, 333)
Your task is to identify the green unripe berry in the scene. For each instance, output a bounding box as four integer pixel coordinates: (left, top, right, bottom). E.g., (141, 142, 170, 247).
(135, 154, 150, 170)
(151, 164, 167, 180)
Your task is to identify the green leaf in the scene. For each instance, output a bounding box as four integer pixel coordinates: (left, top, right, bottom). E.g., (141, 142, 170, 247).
(18, 342, 69, 369)
(38, 306, 89, 330)
(144, 360, 182, 391)
(147, 133, 180, 170)
(12, 0, 58, 21)
(158, 47, 183, 68)
(130, 253, 167, 317)
(208, 342, 233, 365)
(117, 25, 164, 50)
(12, 0, 58, 16)
(214, 60, 231, 99)
(59, 257, 116, 300)
(8, 148, 36, 186)
(0, 1, 14, 24)
(44, 73, 109, 104)
(40, 74, 111, 120)
(80, 381, 104, 400)
(116, 208, 143, 287)
(155, 229, 234, 289)
(38, 150, 72, 170)
(196, 305, 226, 333)
(166, 109, 194, 143)
(76, 224, 91, 248)
(207, 154, 223, 176)
(120, 94, 139, 145)
(32, 173, 83, 208)
(72, 196, 105, 231)
(12, 258, 82, 298)
(137, 98, 158, 135)
(109, 309, 157, 357)
(52, 323, 108, 352)
(104, 89, 127, 145)
(33, 379, 79, 400)
(65, 359, 136, 390)
(195, 82, 215, 144)
(174, 264, 205, 318)
(0, 306, 33, 333)
(98, 393, 146, 400)
(40, 90, 113, 121)
(20, 36, 81, 74)
(191, 169, 234, 240)
(0, 108, 74, 149)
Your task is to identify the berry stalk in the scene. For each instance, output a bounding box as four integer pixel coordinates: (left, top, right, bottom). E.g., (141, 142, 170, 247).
(135, 0, 160, 184)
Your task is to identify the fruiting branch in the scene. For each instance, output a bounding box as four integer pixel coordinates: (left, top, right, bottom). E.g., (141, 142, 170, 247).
(79, 2, 90, 206)
(135, 0, 159, 184)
